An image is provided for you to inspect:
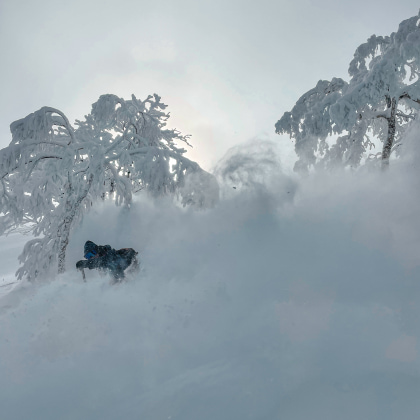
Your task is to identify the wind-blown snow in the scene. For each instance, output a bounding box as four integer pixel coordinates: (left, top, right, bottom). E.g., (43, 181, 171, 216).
(1, 137, 420, 419)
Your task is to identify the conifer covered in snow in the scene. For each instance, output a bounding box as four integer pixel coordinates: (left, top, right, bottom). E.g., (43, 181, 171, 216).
(276, 13, 420, 171)
(0, 94, 214, 280)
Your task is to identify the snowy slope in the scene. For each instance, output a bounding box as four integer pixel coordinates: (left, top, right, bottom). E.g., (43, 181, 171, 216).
(0, 233, 29, 298)
(1, 144, 420, 419)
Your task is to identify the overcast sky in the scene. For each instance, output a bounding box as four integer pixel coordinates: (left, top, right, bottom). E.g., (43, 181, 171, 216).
(0, 0, 419, 170)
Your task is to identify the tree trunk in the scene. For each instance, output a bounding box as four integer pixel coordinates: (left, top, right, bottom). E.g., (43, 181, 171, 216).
(381, 96, 397, 169)
(57, 211, 74, 274)
(57, 174, 94, 274)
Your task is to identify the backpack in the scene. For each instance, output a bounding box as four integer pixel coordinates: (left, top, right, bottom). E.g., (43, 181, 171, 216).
(116, 248, 139, 272)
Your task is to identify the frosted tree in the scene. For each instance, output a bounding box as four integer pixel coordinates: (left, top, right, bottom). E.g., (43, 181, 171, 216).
(0, 94, 215, 280)
(276, 12, 420, 171)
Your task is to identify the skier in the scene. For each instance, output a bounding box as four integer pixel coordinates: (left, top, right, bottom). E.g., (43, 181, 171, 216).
(76, 240, 138, 282)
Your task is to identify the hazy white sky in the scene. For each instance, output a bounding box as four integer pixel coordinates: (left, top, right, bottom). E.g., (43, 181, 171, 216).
(0, 0, 419, 170)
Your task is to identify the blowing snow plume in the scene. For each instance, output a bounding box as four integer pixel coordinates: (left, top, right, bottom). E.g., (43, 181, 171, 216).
(213, 138, 295, 197)
(1, 135, 420, 420)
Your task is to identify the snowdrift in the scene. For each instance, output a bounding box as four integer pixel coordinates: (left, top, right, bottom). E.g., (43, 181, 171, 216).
(1, 138, 420, 419)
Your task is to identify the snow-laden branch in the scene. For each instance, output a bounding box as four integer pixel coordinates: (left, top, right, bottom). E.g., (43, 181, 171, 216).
(10, 106, 75, 145)
(399, 92, 420, 105)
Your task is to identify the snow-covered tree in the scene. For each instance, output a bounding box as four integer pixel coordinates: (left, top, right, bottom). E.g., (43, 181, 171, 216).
(276, 12, 420, 171)
(0, 94, 215, 280)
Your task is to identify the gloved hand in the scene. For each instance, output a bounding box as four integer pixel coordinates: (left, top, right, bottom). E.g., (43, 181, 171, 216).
(76, 260, 87, 270)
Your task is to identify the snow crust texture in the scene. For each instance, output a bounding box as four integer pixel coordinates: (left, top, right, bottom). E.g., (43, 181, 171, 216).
(1, 138, 420, 419)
